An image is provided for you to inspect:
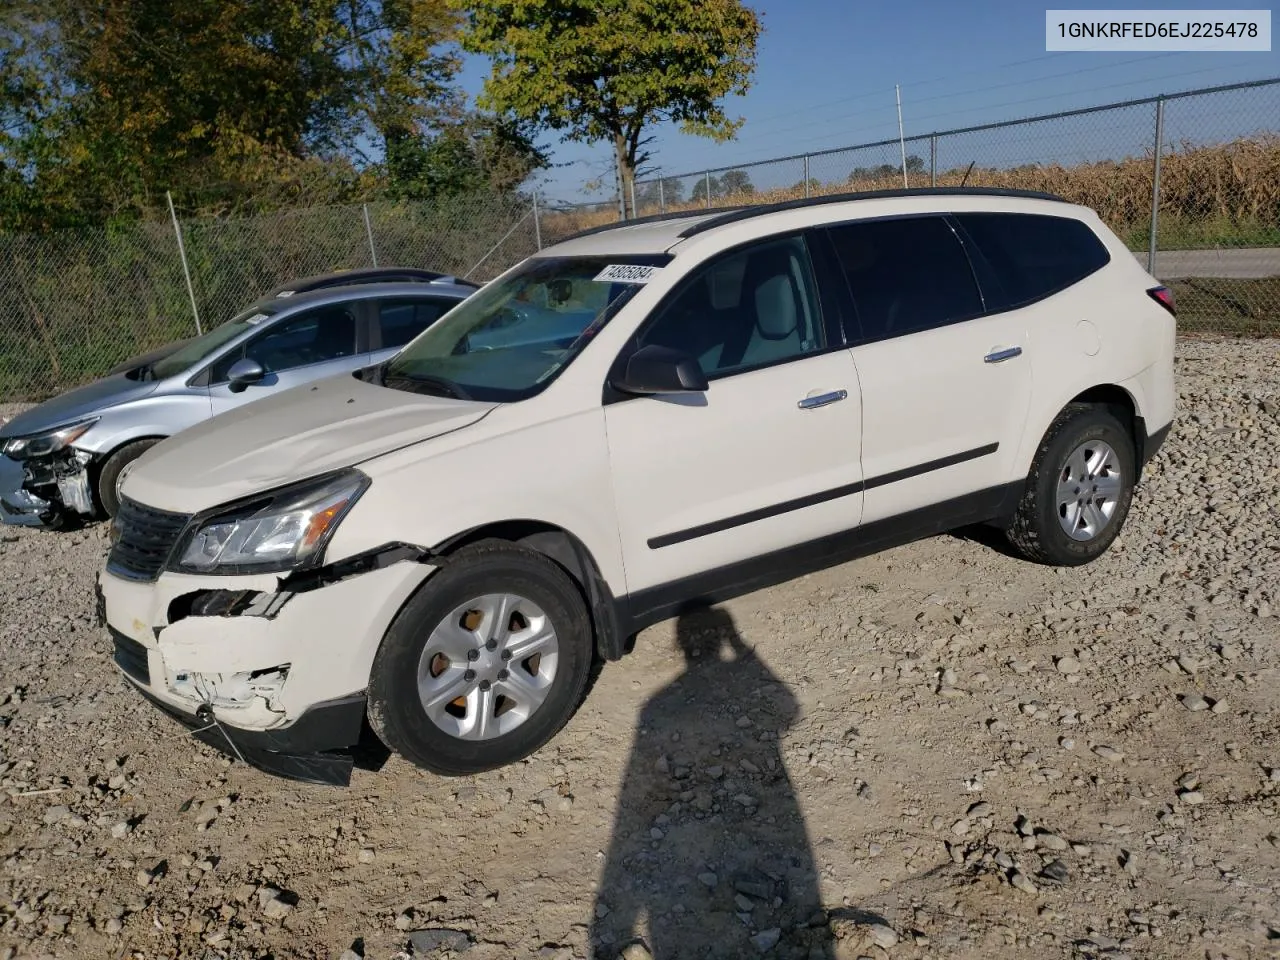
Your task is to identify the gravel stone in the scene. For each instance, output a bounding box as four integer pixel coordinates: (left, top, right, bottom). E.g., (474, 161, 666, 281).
(750, 928, 781, 952)
(1180, 693, 1210, 712)
(2, 341, 1278, 960)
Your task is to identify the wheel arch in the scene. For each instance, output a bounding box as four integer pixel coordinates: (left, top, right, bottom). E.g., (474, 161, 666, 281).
(1015, 381, 1151, 491)
(88, 433, 170, 506)
(432, 520, 632, 662)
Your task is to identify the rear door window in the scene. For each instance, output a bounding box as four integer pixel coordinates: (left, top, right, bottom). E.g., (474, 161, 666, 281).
(378, 299, 453, 349)
(827, 216, 983, 342)
(954, 212, 1111, 311)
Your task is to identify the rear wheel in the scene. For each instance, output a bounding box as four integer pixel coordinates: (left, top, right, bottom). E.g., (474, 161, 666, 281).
(1006, 403, 1135, 566)
(367, 540, 594, 775)
(96, 438, 162, 519)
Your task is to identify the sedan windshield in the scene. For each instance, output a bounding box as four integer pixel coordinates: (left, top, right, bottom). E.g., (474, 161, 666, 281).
(149, 306, 277, 380)
(383, 255, 670, 401)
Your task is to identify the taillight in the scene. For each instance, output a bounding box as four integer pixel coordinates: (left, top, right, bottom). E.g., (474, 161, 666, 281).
(1147, 285, 1176, 316)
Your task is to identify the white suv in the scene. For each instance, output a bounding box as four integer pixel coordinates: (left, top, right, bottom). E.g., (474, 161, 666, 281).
(98, 188, 1176, 785)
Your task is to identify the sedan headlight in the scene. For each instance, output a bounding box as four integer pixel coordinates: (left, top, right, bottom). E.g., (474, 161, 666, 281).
(1, 418, 99, 459)
(174, 469, 369, 575)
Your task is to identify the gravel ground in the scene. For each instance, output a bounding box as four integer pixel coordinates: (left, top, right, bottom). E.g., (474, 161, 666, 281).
(1, 337, 1278, 960)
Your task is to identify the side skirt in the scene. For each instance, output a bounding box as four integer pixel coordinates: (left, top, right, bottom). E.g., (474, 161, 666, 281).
(616, 481, 1023, 637)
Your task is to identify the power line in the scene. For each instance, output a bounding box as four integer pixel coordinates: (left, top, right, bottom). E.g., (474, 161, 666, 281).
(726, 53, 1177, 146)
(700, 61, 1259, 168)
(738, 52, 1072, 127)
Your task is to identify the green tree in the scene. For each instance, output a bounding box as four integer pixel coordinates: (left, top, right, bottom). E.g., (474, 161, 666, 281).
(0, 0, 490, 228)
(690, 174, 721, 204)
(636, 175, 684, 210)
(455, 0, 761, 218)
(384, 113, 549, 199)
(718, 168, 754, 196)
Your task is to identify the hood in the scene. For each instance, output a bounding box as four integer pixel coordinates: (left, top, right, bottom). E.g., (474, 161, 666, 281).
(1, 374, 159, 439)
(123, 372, 496, 513)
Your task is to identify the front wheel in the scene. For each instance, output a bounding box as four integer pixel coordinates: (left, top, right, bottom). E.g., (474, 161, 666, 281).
(97, 438, 163, 520)
(1006, 403, 1136, 566)
(367, 540, 595, 775)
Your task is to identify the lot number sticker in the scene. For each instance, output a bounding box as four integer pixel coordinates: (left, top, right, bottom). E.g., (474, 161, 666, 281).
(594, 263, 660, 284)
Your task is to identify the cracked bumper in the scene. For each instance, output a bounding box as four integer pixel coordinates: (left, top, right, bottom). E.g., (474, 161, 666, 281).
(98, 556, 432, 786)
(128, 677, 367, 785)
(0, 454, 49, 526)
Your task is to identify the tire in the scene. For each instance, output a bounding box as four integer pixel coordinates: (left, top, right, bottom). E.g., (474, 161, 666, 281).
(1006, 403, 1136, 567)
(96, 438, 163, 520)
(367, 539, 595, 776)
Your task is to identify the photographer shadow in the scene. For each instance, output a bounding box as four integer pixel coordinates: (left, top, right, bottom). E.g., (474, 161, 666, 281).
(590, 605, 836, 960)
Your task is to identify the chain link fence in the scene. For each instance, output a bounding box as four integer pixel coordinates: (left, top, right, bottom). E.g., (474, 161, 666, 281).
(0, 194, 541, 402)
(2, 77, 1277, 403)
(550, 76, 1280, 339)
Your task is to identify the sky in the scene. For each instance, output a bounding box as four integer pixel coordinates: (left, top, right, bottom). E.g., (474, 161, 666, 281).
(453, 0, 1279, 205)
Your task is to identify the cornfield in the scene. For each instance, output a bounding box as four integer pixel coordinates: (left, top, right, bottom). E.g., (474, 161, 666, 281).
(542, 135, 1280, 249)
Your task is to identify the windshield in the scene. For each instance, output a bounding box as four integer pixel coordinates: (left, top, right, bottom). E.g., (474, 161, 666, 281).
(149, 306, 277, 380)
(383, 255, 670, 402)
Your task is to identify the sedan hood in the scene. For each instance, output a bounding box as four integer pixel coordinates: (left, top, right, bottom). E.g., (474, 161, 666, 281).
(1, 374, 158, 438)
(123, 373, 496, 513)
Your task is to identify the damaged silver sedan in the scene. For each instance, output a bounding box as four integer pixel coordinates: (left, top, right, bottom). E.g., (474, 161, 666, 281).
(0, 278, 474, 527)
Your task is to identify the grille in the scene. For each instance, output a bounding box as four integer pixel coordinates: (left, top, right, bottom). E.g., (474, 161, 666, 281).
(106, 497, 191, 581)
(110, 628, 150, 684)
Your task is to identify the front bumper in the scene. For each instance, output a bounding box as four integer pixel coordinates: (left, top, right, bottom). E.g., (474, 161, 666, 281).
(97, 555, 430, 786)
(0, 447, 96, 526)
(128, 671, 367, 785)
(0, 453, 50, 526)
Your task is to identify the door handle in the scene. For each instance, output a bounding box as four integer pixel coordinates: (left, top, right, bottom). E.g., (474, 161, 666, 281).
(797, 389, 848, 410)
(984, 346, 1023, 364)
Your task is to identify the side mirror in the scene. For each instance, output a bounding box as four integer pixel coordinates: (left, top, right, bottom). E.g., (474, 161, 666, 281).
(226, 357, 265, 393)
(613, 344, 709, 395)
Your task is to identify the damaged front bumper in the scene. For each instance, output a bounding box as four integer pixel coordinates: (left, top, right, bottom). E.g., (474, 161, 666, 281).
(0, 448, 95, 526)
(97, 553, 432, 786)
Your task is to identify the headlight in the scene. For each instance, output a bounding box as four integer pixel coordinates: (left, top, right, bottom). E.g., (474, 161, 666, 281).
(1, 418, 99, 459)
(174, 469, 369, 575)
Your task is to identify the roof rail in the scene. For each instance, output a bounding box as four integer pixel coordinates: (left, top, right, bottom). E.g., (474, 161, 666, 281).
(675, 187, 1069, 239)
(551, 205, 752, 245)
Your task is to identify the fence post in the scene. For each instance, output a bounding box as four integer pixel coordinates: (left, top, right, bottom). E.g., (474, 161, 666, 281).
(616, 159, 626, 221)
(362, 204, 378, 267)
(166, 191, 202, 336)
(1147, 97, 1165, 275)
(630, 179, 638, 219)
(803, 155, 810, 198)
(659, 179, 666, 213)
(704, 171, 712, 209)
(532, 190, 542, 250)
(930, 135, 937, 187)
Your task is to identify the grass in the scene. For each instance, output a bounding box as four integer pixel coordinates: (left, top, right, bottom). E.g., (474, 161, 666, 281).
(1123, 216, 1280, 251)
(1167, 276, 1280, 336)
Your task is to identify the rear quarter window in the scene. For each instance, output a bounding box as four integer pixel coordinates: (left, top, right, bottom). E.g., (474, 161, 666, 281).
(955, 212, 1111, 311)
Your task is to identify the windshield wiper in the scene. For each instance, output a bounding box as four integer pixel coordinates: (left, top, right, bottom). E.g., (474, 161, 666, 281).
(384, 371, 471, 400)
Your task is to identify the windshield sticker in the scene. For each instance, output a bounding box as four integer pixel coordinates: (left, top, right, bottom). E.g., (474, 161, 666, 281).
(593, 263, 660, 284)
(245, 312, 270, 325)
(275, 290, 295, 297)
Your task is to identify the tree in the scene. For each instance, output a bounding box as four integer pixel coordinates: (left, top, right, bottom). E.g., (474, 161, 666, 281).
(690, 174, 721, 204)
(455, 0, 762, 218)
(718, 168, 754, 196)
(384, 113, 549, 199)
(0, 0, 486, 228)
(635, 175, 685, 211)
